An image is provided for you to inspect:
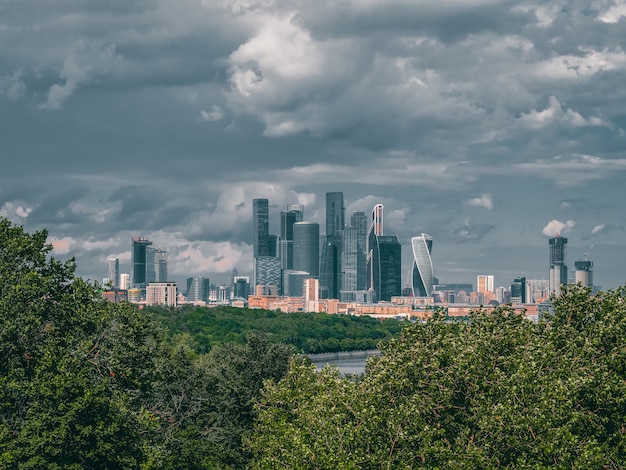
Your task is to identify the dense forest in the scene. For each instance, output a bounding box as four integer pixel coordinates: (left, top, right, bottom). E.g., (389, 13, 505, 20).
(146, 305, 403, 354)
(2, 218, 626, 468)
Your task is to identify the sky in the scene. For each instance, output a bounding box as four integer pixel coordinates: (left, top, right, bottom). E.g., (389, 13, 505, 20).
(1, 0, 626, 291)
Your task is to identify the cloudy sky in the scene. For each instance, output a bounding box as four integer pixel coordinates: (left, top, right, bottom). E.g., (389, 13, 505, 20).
(2, 0, 626, 290)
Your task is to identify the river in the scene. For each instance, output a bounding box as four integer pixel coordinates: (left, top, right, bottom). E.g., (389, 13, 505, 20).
(305, 349, 382, 375)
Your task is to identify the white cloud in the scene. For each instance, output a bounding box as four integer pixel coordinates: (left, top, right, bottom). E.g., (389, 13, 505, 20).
(542, 219, 575, 237)
(49, 236, 75, 255)
(513, 154, 626, 187)
(465, 194, 493, 210)
(532, 48, 626, 81)
(597, 1, 626, 23)
(0, 201, 33, 219)
(517, 96, 608, 130)
(40, 42, 120, 110)
(200, 105, 224, 121)
(0, 69, 26, 101)
(591, 224, 605, 235)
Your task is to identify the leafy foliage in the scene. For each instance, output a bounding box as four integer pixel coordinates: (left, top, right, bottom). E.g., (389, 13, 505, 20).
(147, 305, 403, 354)
(249, 286, 626, 469)
(0, 219, 294, 468)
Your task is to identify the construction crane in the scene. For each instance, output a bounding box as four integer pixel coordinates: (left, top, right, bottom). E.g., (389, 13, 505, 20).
(583, 244, 594, 260)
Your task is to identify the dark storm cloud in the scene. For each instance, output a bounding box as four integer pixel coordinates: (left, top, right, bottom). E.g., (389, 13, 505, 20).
(1, 0, 625, 288)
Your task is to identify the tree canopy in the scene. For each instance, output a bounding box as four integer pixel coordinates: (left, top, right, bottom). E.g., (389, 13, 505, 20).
(148, 305, 403, 354)
(0, 218, 294, 468)
(249, 286, 626, 469)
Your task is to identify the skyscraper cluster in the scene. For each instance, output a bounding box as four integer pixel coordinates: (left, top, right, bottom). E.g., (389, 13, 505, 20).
(253, 193, 404, 303)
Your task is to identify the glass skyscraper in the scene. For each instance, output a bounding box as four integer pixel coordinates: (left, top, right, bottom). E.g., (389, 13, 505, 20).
(253, 198, 270, 258)
(325, 192, 345, 237)
(131, 236, 152, 289)
(368, 235, 402, 302)
(279, 205, 303, 270)
(549, 236, 568, 296)
(108, 258, 120, 288)
(293, 222, 319, 278)
(411, 234, 434, 297)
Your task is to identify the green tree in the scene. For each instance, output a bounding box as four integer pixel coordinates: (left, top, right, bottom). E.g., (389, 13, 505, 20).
(249, 287, 626, 469)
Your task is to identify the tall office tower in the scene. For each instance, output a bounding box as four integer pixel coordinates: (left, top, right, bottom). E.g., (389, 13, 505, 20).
(119, 273, 130, 290)
(131, 236, 152, 288)
(411, 234, 434, 297)
(477, 275, 494, 293)
(367, 235, 402, 302)
(341, 226, 359, 295)
(371, 204, 383, 236)
(268, 234, 278, 257)
(279, 205, 303, 270)
(108, 258, 120, 288)
(253, 198, 270, 258)
(325, 192, 345, 236)
(233, 276, 250, 299)
(574, 260, 593, 288)
(186, 276, 210, 303)
(319, 192, 345, 299)
(549, 236, 568, 296)
(320, 236, 342, 299)
(293, 222, 319, 278)
(351, 211, 368, 290)
(146, 247, 168, 283)
(511, 277, 527, 304)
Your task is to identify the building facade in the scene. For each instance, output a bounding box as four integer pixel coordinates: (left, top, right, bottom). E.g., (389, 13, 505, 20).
(186, 276, 210, 303)
(253, 198, 270, 258)
(108, 258, 120, 288)
(146, 282, 178, 307)
(293, 222, 319, 278)
(131, 236, 152, 289)
(411, 234, 434, 297)
(368, 234, 402, 302)
(549, 236, 568, 296)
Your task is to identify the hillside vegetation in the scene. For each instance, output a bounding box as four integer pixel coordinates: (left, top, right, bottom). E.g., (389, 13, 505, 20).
(147, 305, 403, 354)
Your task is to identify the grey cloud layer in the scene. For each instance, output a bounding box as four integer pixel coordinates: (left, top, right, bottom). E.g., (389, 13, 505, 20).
(1, 0, 625, 287)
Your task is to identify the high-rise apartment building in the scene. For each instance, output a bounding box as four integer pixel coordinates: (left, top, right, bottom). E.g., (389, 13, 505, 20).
(293, 222, 319, 278)
(477, 275, 494, 293)
(119, 273, 130, 290)
(146, 282, 177, 307)
(411, 234, 434, 297)
(254, 256, 282, 292)
(549, 236, 568, 296)
(108, 258, 120, 288)
(131, 236, 152, 289)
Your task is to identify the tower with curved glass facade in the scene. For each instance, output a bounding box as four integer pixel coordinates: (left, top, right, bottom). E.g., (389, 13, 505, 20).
(411, 234, 434, 297)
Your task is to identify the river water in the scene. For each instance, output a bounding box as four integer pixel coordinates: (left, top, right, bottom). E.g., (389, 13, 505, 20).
(305, 350, 382, 376)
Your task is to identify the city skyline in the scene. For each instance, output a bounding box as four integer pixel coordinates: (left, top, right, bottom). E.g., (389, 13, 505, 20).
(1, 1, 625, 290)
